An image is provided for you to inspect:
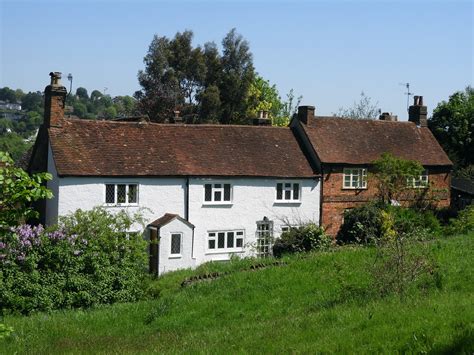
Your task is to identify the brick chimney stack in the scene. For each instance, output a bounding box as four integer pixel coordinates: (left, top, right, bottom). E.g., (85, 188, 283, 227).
(408, 95, 428, 127)
(297, 105, 315, 125)
(252, 110, 271, 126)
(44, 72, 67, 128)
(379, 112, 398, 121)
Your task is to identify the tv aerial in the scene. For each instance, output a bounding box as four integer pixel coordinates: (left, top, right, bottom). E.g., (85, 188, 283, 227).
(399, 82, 413, 113)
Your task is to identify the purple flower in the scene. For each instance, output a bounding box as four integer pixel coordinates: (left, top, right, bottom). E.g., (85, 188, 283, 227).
(16, 253, 26, 262)
(0, 242, 6, 249)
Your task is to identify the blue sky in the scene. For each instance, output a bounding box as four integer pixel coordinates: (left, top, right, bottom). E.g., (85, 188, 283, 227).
(1, 0, 472, 118)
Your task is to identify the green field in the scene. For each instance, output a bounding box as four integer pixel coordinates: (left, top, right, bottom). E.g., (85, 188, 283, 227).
(1, 234, 473, 354)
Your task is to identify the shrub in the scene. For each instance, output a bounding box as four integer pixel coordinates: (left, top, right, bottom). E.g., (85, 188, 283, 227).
(446, 205, 474, 235)
(337, 203, 384, 244)
(388, 206, 441, 238)
(371, 210, 440, 298)
(0, 207, 149, 315)
(273, 223, 330, 258)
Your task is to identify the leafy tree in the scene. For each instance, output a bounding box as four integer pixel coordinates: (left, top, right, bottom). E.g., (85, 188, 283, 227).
(219, 28, 255, 123)
(0, 152, 53, 230)
(429, 87, 474, 169)
(21, 91, 43, 112)
(335, 91, 380, 119)
(246, 75, 282, 119)
(0, 134, 31, 162)
(76, 87, 89, 100)
(198, 85, 221, 123)
(91, 90, 103, 102)
(372, 152, 424, 205)
(0, 87, 17, 103)
(73, 102, 87, 118)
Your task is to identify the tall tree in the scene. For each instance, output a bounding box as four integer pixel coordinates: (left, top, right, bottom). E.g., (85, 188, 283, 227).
(219, 28, 255, 124)
(429, 87, 474, 169)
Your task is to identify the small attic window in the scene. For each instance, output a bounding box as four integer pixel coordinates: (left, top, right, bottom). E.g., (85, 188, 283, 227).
(204, 183, 232, 204)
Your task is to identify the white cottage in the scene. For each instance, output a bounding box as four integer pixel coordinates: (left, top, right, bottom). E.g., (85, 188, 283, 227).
(28, 72, 320, 274)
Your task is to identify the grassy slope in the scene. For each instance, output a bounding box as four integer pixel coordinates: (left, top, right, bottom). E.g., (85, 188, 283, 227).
(1, 234, 473, 354)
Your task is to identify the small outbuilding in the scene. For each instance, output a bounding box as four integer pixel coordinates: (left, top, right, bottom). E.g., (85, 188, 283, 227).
(147, 213, 195, 275)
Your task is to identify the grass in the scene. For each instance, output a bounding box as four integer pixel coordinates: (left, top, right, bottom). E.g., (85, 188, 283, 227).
(1, 233, 473, 354)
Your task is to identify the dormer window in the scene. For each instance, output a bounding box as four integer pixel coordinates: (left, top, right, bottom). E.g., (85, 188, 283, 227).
(343, 168, 367, 189)
(204, 183, 232, 204)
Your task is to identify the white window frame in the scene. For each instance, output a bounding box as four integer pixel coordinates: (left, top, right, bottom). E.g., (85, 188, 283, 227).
(275, 181, 301, 202)
(104, 183, 139, 206)
(342, 168, 367, 189)
(407, 170, 429, 188)
(203, 182, 233, 205)
(169, 232, 182, 258)
(206, 230, 244, 253)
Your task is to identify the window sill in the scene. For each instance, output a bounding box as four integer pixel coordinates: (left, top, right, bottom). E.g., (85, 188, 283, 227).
(103, 203, 139, 207)
(273, 200, 302, 204)
(341, 187, 368, 190)
(169, 255, 182, 259)
(202, 202, 233, 207)
(205, 249, 244, 255)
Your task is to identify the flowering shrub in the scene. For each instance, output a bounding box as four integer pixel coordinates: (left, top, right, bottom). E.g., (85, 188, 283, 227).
(0, 207, 148, 315)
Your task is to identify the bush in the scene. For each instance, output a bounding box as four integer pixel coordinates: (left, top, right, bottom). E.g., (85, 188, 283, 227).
(273, 223, 330, 258)
(338, 204, 441, 245)
(0, 207, 149, 315)
(446, 205, 474, 235)
(337, 203, 384, 244)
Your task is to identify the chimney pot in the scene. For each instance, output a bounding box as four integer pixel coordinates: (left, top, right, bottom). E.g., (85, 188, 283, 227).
(49, 72, 62, 86)
(44, 71, 67, 128)
(409, 95, 428, 127)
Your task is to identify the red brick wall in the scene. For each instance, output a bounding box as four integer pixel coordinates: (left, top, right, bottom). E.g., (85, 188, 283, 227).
(321, 165, 451, 237)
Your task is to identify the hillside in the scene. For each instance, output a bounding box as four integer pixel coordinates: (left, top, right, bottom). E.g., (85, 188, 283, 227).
(1, 234, 473, 354)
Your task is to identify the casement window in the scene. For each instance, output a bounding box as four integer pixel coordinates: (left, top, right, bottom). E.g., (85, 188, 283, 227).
(204, 183, 232, 203)
(105, 183, 138, 205)
(407, 170, 429, 188)
(276, 182, 301, 202)
(170, 233, 182, 257)
(343, 168, 367, 189)
(207, 230, 244, 252)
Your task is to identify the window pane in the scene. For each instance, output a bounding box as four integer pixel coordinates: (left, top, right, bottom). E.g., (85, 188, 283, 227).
(224, 184, 231, 201)
(218, 233, 225, 248)
(204, 184, 212, 201)
(236, 238, 243, 247)
(214, 190, 222, 201)
(117, 184, 126, 203)
(128, 184, 137, 203)
(276, 183, 283, 200)
(293, 184, 299, 200)
(214, 184, 222, 189)
(208, 232, 216, 237)
(285, 189, 291, 200)
(236, 231, 243, 236)
(208, 239, 215, 249)
(227, 232, 234, 248)
(171, 234, 181, 254)
(105, 184, 115, 203)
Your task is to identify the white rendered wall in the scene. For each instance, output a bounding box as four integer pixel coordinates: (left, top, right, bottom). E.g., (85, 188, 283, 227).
(157, 219, 195, 274)
(188, 178, 320, 264)
(56, 176, 186, 231)
(45, 143, 59, 226)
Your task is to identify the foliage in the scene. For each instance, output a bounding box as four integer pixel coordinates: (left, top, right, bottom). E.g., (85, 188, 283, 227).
(0, 323, 14, 339)
(454, 164, 474, 181)
(0, 133, 32, 162)
(135, 28, 289, 124)
(334, 91, 380, 119)
(372, 152, 424, 204)
(337, 203, 384, 244)
(273, 223, 330, 257)
(0, 208, 148, 315)
(446, 205, 474, 236)
(429, 87, 474, 169)
(0, 152, 52, 230)
(371, 210, 440, 298)
(1, 235, 472, 353)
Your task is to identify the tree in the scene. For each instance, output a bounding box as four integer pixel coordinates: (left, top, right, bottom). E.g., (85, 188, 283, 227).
(76, 87, 89, 100)
(0, 87, 17, 103)
(429, 87, 474, 169)
(372, 152, 424, 205)
(335, 91, 380, 119)
(0, 152, 53, 230)
(21, 91, 43, 112)
(246, 75, 282, 119)
(219, 28, 255, 123)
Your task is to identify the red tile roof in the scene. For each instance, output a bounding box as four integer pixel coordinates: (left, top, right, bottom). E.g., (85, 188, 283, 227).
(148, 213, 195, 228)
(49, 118, 315, 177)
(302, 117, 452, 166)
